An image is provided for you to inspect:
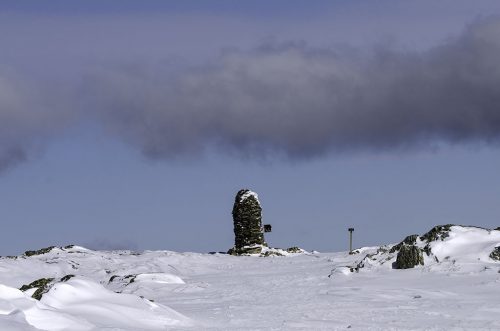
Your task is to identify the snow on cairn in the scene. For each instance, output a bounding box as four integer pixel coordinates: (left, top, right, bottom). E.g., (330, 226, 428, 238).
(238, 189, 260, 204)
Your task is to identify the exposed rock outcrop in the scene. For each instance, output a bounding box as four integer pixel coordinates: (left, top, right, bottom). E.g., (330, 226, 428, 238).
(419, 224, 454, 255)
(286, 247, 304, 253)
(394, 244, 424, 269)
(389, 234, 419, 253)
(24, 246, 56, 257)
(19, 277, 54, 300)
(19, 275, 76, 300)
(330, 225, 500, 276)
(490, 246, 500, 261)
(420, 224, 453, 242)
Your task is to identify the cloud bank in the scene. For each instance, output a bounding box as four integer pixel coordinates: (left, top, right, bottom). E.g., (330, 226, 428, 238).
(1, 17, 500, 172)
(87, 17, 500, 160)
(0, 73, 72, 172)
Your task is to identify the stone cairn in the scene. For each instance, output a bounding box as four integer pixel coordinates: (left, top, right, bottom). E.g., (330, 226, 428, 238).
(229, 189, 267, 255)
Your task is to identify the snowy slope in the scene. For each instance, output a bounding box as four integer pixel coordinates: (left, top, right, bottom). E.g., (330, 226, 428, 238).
(1, 225, 499, 330)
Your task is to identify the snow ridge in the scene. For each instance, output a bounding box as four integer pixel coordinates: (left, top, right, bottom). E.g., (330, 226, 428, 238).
(1, 225, 499, 330)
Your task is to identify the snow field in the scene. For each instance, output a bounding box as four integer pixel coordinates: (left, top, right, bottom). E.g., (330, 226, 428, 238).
(0, 226, 499, 330)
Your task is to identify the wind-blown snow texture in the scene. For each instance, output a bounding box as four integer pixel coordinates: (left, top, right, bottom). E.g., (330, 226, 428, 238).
(1, 226, 499, 330)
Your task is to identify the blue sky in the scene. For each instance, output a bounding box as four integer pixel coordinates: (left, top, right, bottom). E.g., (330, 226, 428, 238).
(1, 1, 500, 255)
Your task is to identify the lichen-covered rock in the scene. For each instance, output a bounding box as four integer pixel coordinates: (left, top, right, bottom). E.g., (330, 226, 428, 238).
(228, 245, 263, 255)
(19, 275, 78, 300)
(231, 189, 266, 251)
(19, 277, 55, 300)
(394, 244, 424, 269)
(260, 250, 284, 257)
(420, 225, 453, 243)
(420, 225, 454, 256)
(24, 246, 56, 257)
(286, 246, 304, 253)
(389, 234, 419, 253)
(490, 247, 500, 261)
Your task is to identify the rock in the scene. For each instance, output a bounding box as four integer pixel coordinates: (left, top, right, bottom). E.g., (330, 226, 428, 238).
(24, 246, 56, 257)
(228, 245, 263, 255)
(260, 250, 284, 257)
(490, 247, 500, 261)
(19, 275, 78, 300)
(60, 275, 75, 282)
(420, 225, 453, 243)
(125, 275, 137, 283)
(19, 277, 55, 300)
(420, 225, 454, 256)
(389, 234, 419, 253)
(231, 189, 266, 252)
(286, 246, 303, 253)
(394, 244, 424, 269)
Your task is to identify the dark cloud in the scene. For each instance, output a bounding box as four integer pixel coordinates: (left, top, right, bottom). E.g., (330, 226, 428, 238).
(1, 17, 500, 171)
(84, 17, 500, 160)
(0, 73, 73, 172)
(0, 147, 26, 173)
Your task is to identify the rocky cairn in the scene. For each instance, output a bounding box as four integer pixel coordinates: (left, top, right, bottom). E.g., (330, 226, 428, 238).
(228, 189, 267, 255)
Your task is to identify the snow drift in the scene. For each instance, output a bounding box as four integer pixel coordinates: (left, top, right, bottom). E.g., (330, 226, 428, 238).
(0, 225, 499, 330)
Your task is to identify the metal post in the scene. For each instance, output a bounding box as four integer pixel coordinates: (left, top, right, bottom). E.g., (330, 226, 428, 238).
(348, 228, 354, 253)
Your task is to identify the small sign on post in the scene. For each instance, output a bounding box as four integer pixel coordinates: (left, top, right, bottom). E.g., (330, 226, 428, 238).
(348, 228, 354, 253)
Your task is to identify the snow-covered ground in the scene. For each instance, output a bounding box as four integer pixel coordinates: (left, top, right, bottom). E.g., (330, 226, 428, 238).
(1, 226, 499, 330)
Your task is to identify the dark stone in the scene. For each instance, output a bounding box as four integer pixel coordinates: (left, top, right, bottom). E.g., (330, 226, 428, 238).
(394, 244, 424, 269)
(228, 245, 263, 255)
(286, 246, 303, 253)
(420, 225, 453, 243)
(109, 275, 120, 283)
(124, 274, 137, 283)
(19, 278, 55, 300)
(490, 247, 500, 261)
(260, 250, 284, 257)
(20, 275, 78, 300)
(19, 278, 53, 292)
(420, 225, 454, 256)
(60, 275, 75, 282)
(24, 246, 56, 257)
(231, 189, 266, 251)
(389, 234, 419, 253)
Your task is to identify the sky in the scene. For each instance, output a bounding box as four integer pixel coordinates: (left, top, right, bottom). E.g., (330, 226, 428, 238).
(1, 1, 500, 255)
